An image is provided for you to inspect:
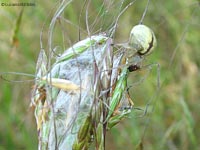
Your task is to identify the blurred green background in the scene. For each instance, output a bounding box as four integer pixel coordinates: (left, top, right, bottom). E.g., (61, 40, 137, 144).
(0, 0, 199, 149)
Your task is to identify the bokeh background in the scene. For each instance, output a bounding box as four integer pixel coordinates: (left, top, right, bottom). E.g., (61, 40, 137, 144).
(0, 0, 199, 149)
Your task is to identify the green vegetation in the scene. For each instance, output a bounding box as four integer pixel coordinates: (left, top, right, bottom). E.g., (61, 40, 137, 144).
(0, 0, 199, 149)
